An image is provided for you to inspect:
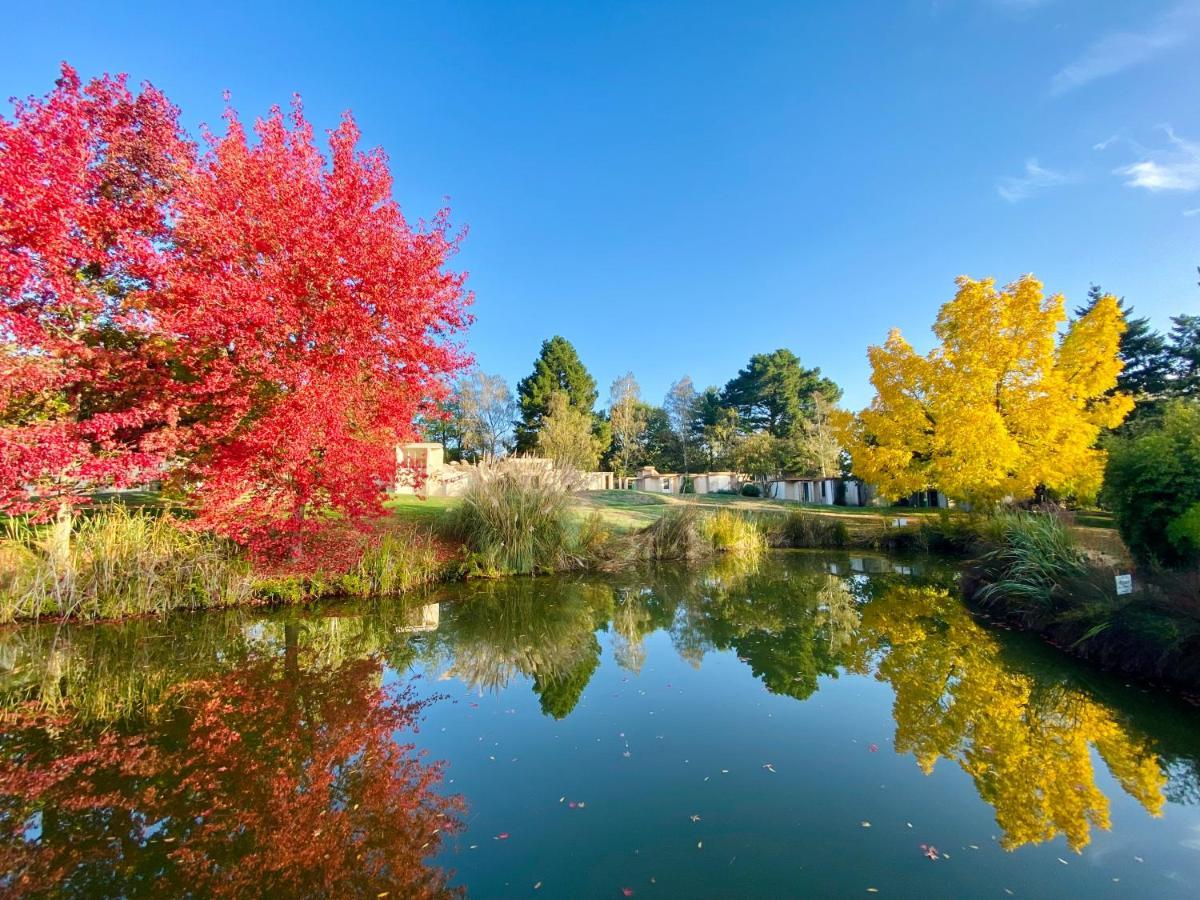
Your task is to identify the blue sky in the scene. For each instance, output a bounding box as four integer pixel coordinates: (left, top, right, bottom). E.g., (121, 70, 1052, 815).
(5, 0, 1199, 410)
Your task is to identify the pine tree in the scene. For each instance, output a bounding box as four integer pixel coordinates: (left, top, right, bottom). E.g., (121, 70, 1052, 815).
(515, 336, 597, 452)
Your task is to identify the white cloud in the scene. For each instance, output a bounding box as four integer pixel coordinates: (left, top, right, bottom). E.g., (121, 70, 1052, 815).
(1049, 4, 1198, 96)
(1092, 134, 1120, 151)
(996, 158, 1071, 202)
(1116, 127, 1200, 192)
(1182, 207, 1200, 216)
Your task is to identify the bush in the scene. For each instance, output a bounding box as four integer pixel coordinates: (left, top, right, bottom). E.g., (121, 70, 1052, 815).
(445, 463, 579, 575)
(741, 483, 761, 497)
(1103, 401, 1200, 567)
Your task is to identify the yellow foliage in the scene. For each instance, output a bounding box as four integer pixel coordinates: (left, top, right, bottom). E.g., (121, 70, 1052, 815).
(862, 583, 1166, 852)
(842, 276, 1133, 505)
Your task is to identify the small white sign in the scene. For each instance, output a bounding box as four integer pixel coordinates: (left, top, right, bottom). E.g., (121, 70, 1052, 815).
(1115, 573, 1133, 596)
(892, 517, 909, 528)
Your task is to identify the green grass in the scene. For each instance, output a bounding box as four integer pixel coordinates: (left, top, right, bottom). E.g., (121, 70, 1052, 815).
(384, 494, 459, 528)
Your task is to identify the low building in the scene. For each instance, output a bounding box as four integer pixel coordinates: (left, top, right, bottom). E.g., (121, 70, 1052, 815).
(631, 467, 742, 494)
(633, 466, 683, 494)
(765, 476, 875, 507)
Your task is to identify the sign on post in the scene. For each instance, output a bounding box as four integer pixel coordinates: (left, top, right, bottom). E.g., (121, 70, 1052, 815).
(1115, 573, 1133, 596)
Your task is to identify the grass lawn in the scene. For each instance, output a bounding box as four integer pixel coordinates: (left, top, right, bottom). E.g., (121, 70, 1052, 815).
(384, 494, 459, 529)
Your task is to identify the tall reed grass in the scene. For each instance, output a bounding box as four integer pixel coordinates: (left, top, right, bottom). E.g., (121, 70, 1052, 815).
(445, 464, 580, 575)
(974, 511, 1089, 625)
(0, 506, 253, 623)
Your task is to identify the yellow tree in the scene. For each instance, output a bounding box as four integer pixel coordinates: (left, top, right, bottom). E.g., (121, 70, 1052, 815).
(841, 276, 1133, 505)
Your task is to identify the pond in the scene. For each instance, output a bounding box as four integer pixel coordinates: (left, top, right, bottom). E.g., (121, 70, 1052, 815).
(2, 551, 1199, 897)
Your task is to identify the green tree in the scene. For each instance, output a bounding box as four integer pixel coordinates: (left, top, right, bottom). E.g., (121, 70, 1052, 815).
(722, 349, 841, 438)
(665, 376, 698, 475)
(735, 431, 783, 487)
(455, 371, 516, 460)
(1166, 313, 1200, 398)
(608, 373, 647, 480)
(1103, 400, 1200, 566)
(515, 336, 598, 452)
(640, 404, 684, 473)
(537, 391, 605, 472)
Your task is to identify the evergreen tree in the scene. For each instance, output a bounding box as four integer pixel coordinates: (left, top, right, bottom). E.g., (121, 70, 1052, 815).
(722, 349, 841, 438)
(1166, 313, 1200, 398)
(1075, 284, 1168, 398)
(515, 336, 598, 452)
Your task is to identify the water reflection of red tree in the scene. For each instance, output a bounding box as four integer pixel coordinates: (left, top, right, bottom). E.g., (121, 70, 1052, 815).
(0, 656, 464, 898)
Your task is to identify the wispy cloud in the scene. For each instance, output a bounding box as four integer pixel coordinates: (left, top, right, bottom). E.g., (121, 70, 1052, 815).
(1183, 207, 1200, 216)
(1116, 127, 1200, 192)
(1049, 4, 1198, 96)
(996, 159, 1071, 202)
(1092, 134, 1120, 151)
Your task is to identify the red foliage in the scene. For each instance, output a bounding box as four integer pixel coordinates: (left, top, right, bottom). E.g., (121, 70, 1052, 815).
(1, 66, 471, 553)
(0, 657, 465, 897)
(0, 65, 193, 515)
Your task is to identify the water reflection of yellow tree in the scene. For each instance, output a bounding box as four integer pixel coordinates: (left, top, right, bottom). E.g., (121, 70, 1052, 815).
(0, 651, 464, 898)
(860, 583, 1166, 852)
(432, 579, 612, 718)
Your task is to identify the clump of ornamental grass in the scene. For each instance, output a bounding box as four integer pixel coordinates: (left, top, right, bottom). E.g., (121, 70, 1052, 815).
(0, 505, 254, 623)
(445, 462, 581, 576)
(771, 510, 849, 549)
(700, 509, 766, 558)
(974, 511, 1090, 626)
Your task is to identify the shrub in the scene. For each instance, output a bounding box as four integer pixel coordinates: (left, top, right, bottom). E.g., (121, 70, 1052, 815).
(741, 483, 761, 497)
(1103, 401, 1200, 567)
(445, 462, 578, 575)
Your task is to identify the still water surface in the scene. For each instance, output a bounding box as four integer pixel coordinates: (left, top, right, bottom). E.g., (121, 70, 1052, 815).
(2, 551, 1199, 897)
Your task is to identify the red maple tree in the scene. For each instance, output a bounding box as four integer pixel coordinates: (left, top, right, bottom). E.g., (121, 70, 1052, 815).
(164, 99, 471, 554)
(0, 66, 471, 555)
(0, 65, 192, 518)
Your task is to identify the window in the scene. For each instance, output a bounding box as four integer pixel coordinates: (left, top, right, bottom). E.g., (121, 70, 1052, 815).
(662, 478, 671, 492)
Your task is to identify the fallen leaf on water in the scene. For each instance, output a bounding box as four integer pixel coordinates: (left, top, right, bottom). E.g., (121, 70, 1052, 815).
(867, 890, 879, 894)
(869, 744, 879, 753)
(1057, 858, 1068, 866)
(690, 814, 701, 823)
(1134, 856, 1144, 863)
(533, 883, 541, 890)
(762, 763, 776, 773)
(697, 841, 703, 849)
(495, 833, 509, 841)
(621, 889, 633, 897)
(922, 845, 939, 861)
(861, 821, 871, 828)
(721, 769, 729, 774)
